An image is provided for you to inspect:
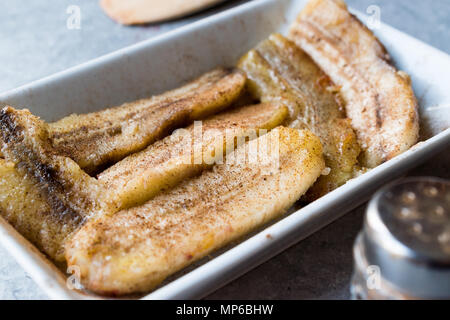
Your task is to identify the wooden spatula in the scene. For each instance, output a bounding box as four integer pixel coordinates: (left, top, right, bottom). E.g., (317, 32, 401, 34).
(100, 0, 226, 25)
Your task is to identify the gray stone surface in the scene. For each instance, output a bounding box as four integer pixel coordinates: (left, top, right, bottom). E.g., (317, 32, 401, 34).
(0, 0, 448, 300)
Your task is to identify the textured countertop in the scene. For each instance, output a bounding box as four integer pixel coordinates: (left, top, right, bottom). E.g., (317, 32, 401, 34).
(0, 0, 449, 300)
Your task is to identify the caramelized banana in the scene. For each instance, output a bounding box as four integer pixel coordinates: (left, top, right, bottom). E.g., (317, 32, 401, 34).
(66, 127, 325, 295)
(0, 160, 80, 264)
(98, 103, 288, 210)
(289, 0, 419, 167)
(0, 107, 111, 223)
(239, 34, 360, 199)
(0, 68, 246, 234)
(0, 102, 278, 264)
(49, 68, 246, 174)
(0, 102, 286, 262)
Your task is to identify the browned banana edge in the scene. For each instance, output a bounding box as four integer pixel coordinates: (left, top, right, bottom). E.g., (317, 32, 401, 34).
(288, 0, 419, 167)
(66, 127, 325, 295)
(0, 107, 110, 225)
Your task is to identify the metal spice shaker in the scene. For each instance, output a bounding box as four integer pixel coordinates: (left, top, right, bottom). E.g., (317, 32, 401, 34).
(351, 177, 450, 300)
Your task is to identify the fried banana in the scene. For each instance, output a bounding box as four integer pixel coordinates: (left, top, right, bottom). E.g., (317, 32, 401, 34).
(66, 127, 325, 295)
(0, 160, 81, 264)
(0, 68, 245, 230)
(0, 101, 284, 264)
(0, 107, 111, 224)
(98, 103, 289, 210)
(289, 0, 419, 167)
(238, 34, 360, 199)
(49, 67, 246, 174)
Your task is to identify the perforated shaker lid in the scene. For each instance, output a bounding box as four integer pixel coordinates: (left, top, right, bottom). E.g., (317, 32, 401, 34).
(363, 177, 450, 299)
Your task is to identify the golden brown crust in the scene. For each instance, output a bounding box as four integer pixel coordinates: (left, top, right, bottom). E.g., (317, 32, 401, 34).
(66, 127, 325, 295)
(0, 69, 246, 265)
(0, 0, 421, 296)
(238, 34, 360, 199)
(100, 0, 223, 25)
(289, 0, 419, 167)
(49, 68, 246, 174)
(0, 107, 109, 264)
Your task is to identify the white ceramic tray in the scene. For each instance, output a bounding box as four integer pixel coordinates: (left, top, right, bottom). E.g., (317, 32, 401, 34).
(0, 0, 449, 300)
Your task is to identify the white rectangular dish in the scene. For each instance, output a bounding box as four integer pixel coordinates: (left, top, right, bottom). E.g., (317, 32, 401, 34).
(0, 0, 449, 300)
